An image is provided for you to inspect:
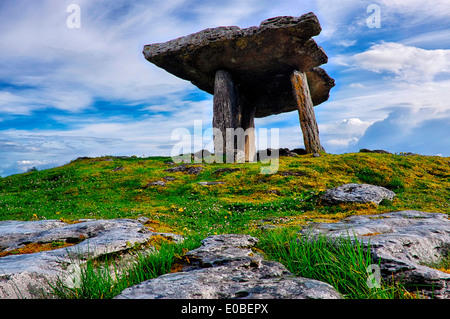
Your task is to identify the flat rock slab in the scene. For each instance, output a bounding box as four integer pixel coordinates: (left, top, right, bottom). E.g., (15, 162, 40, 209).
(321, 183, 396, 205)
(300, 211, 450, 298)
(115, 234, 342, 299)
(143, 12, 335, 118)
(0, 219, 182, 299)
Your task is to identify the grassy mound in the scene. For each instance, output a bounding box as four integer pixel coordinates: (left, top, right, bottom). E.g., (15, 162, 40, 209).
(1, 152, 448, 299)
(1, 152, 448, 234)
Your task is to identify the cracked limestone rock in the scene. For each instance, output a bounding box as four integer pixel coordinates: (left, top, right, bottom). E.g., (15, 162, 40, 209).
(0, 219, 182, 299)
(115, 234, 343, 299)
(300, 210, 450, 299)
(321, 183, 396, 205)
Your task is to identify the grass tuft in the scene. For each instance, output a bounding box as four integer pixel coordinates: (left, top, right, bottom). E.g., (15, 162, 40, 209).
(257, 228, 412, 299)
(49, 235, 202, 299)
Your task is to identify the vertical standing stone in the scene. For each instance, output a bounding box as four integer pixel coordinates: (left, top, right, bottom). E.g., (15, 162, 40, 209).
(291, 71, 324, 154)
(213, 70, 241, 157)
(241, 105, 256, 162)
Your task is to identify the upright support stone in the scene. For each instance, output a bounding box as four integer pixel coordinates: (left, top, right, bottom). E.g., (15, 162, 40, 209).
(213, 70, 241, 158)
(291, 71, 324, 154)
(241, 105, 256, 162)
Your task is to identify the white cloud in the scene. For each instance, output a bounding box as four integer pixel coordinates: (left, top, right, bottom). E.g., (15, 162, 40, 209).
(335, 39, 357, 47)
(348, 82, 365, 89)
(1, 0, 449, 175)
(350, 42, 450, 82)
(378, 0, 450, 21)
(355, 108, 450, 156)
(402, 29, 450, 49)
(0, 0, 200, 115)
(0, 96, 215, 174)
(318, 117, 371, 151)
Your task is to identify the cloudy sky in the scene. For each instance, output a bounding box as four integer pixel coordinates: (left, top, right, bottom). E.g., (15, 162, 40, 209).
(1, 0, 449, 176)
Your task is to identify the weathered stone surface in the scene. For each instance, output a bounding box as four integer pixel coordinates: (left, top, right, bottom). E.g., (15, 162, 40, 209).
(300, 211, 450, 298)
(147, 180, 166, 187)
(321, 183, 396, 205)
(291, 71, 323, 153)
(143, 12, 334, 118)
(213, 69, 241, 157)
(0, 219, 67, 252)
(164, 164, 203, 175)
(212, 69, 257, 161)
(0, 219, 181, 299)
(115, 234, 343, 299)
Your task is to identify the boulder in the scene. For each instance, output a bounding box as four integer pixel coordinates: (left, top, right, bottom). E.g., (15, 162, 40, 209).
(291, 148, 308, 155)
(256, 148, 297, 161)
(0, 219, 182, 299)
(164, 164, 203, 175)
(143, 13, 334, 118)
(115, 234, 343, 299)
(147, 181, 166, 187)
(321, 183, 396, 205)
(300, 211, 450, 298)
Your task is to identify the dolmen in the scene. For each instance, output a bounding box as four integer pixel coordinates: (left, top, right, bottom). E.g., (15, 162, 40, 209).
(143, 12, 335, 161)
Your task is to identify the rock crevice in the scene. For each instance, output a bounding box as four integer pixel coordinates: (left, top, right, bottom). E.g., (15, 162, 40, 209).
(301, 211, 450, 298)
(115, 234, 343, 299)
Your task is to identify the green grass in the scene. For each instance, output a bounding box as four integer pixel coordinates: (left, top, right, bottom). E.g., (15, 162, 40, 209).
(422, 250, 450, 275)
(356, 167, 405, 192)
(257, 228, 412, 299)
(1, 153, 448, 225)
(50, 235, 202, 299)
(0, 152, 449, 299)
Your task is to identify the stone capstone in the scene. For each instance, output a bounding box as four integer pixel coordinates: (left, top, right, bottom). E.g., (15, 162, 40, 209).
(0, 219, 182, 299)
(300, 211, 450, 299)
(115, 234, 343, 299)
(143, 12, 334, 118)
(321, 183, 396, 205)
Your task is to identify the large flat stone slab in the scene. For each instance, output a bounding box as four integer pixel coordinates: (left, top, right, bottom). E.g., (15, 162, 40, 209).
(143, 12, 334, 118)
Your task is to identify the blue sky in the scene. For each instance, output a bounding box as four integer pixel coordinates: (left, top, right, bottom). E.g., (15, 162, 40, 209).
(1, 0, 449, 176)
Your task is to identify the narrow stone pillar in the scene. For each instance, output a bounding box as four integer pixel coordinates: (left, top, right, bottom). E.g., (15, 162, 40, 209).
(241, 105, 256, 162)
(213, 70, 241, 158)
(291, 70, 324, 154)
